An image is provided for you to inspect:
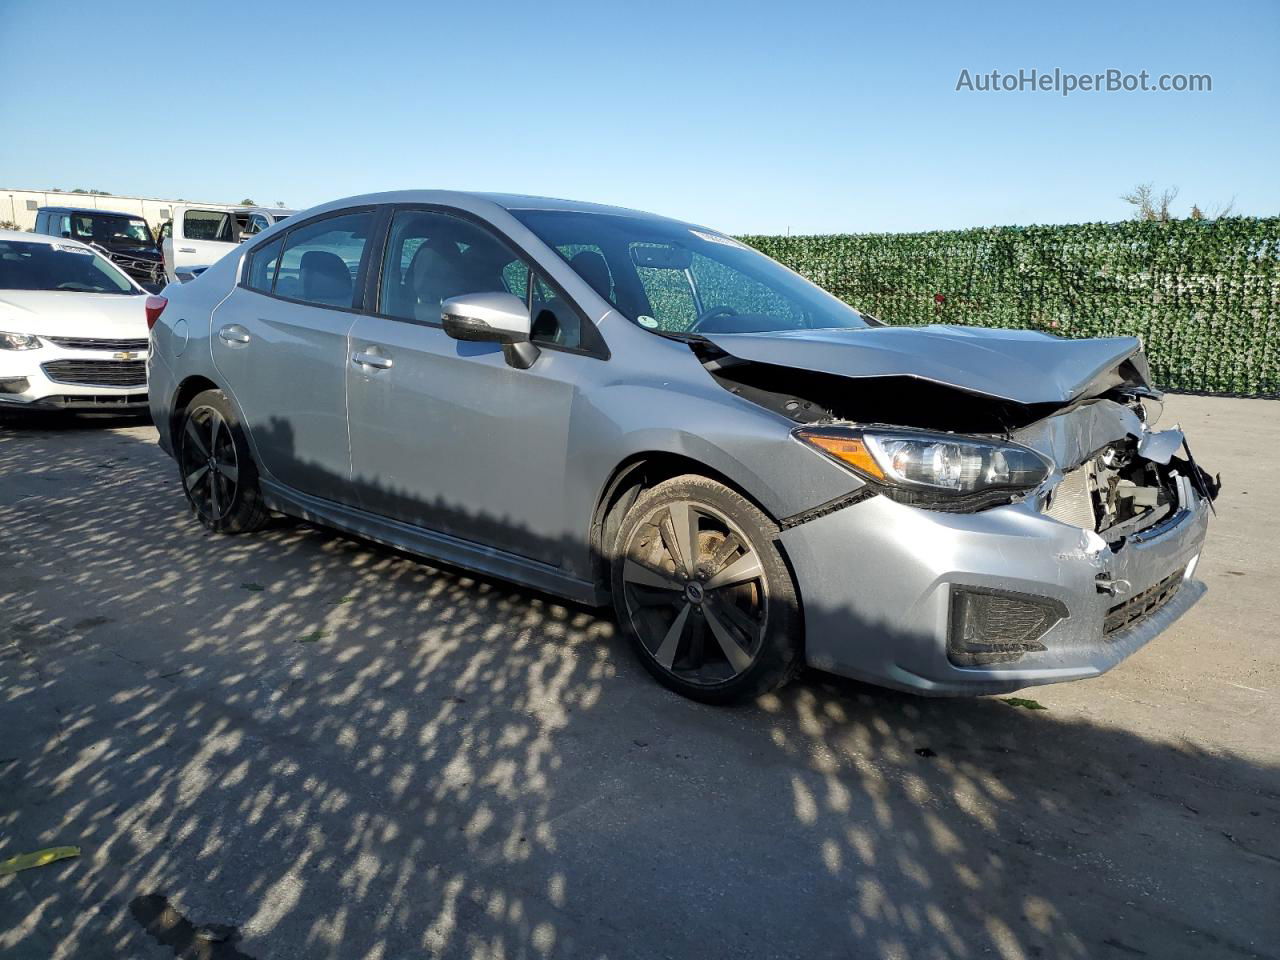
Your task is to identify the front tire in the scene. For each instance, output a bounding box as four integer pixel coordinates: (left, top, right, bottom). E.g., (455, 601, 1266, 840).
(611, 475, 803, 704)
(177, 389, 269, 534)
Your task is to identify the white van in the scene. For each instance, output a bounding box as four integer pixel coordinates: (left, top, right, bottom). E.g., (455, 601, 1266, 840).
(160, 205, 295, 282)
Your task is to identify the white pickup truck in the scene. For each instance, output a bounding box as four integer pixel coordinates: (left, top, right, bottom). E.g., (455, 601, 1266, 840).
(159, 205, 295, 282)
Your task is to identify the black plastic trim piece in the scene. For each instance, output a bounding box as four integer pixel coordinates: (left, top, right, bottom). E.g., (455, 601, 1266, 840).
(779, 487, 877, 529)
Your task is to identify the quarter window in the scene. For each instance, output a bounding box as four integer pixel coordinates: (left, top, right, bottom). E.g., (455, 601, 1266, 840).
(244, 234, 284, 293)
(275, 211, 373, 308)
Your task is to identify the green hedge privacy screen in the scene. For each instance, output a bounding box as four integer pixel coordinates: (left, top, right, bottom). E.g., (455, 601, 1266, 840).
(738, 219, 1280, 397)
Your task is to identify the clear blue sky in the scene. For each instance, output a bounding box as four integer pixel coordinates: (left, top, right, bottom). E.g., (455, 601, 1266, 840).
(1, 0, 1275, 233)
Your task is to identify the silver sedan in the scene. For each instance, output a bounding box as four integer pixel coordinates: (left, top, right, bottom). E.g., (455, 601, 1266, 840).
(146, 191, 1216, 703)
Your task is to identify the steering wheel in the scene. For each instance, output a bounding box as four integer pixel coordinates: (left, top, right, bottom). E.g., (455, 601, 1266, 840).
(688, 305, 738, 332)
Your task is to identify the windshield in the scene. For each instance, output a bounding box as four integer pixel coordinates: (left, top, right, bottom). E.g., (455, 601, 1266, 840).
(71, 214, 153, 246)
(509, 209, 868, 335)
(0, 240, 136, 294)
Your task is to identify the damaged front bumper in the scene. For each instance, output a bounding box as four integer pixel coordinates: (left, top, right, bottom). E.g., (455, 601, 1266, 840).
(780, 470, 1210, 696)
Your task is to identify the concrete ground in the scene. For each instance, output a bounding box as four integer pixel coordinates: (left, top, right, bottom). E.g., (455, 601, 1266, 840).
(0, 394, 1276, 960)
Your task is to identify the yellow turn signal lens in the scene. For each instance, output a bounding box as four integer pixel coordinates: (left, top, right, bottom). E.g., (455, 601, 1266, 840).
(796, 431, 885, 481)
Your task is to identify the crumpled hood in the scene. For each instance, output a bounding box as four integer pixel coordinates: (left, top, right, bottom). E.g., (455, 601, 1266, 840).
(0, 291, 149, 339)
(703, 324, 1152, 406)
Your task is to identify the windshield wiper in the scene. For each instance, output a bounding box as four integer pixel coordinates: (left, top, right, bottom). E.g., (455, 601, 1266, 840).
(652, 329, 709, 343)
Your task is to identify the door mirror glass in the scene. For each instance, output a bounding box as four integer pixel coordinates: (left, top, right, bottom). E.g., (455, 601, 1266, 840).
(442, 292, 531, 343)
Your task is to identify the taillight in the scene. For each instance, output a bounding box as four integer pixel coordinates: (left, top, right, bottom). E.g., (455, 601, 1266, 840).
(145, 295, 168, 330)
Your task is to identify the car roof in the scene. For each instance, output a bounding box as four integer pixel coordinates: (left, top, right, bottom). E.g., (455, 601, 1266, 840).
(37, 206, 145, 218)
(0, 228, 94, 250)
(300, 190, 688, 226)
(478, 193, 677, 220)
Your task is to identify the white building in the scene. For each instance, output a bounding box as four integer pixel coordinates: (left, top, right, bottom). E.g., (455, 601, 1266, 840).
(0, 188, 253, 232)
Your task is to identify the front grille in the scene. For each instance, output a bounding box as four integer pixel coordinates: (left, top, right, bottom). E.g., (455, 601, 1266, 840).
(45, 336, 149, 352)
(39, 393, 148, 407)
(41, 359, 147, 388)
(105, 253, 162, 277)
(1105, 572, 1183, 635)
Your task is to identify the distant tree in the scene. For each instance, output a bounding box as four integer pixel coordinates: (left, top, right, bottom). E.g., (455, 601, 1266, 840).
(275, 201, 286, 208)
(240, 198, 256, 206)
(0, 220, 19, 230)
(1122, 182, 1179, 221)
(1124, 183, 1236, 222)
(1209, 198, 1236, 219)
(69, 188, 112, 196)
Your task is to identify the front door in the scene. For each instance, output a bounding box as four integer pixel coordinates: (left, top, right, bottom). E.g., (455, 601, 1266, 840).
(345, 207, 589, 564)
(212, 208, 376, 502)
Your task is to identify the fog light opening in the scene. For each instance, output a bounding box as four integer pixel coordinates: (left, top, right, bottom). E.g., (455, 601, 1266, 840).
(948, 587, 1068, 667)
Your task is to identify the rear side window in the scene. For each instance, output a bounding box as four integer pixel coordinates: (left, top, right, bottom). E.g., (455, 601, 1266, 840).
(184, 210, 233, 242)
(244, 234, 284, 293)
(275, 211, 373, 308)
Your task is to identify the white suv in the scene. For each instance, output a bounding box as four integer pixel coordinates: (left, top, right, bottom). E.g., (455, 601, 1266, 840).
(160, 205, 295, 283)
(0, 230, 153, 412)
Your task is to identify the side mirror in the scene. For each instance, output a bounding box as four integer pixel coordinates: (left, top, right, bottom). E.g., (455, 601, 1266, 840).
(441, 291, 540, 369)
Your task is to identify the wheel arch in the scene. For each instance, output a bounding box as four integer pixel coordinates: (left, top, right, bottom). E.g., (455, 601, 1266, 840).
(169, 375, 221, 451)
(589, 451, 789, 590)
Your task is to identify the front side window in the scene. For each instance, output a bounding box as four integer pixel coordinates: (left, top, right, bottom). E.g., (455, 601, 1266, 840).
(183, 209, 233, 242)
(510, 210, 869, 336)
(274, 211, 373, 308)
(377, 209, 530, 322)
(0, 240, 135, 294)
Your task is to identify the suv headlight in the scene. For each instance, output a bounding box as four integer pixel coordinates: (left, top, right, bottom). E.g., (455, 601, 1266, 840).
(0, 332, 42, 351)
(794, 426, 1052, 510)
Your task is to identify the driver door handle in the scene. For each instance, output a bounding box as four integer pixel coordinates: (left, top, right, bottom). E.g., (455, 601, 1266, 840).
(353, 352, 392, 370)
(179, 246, 197, 253)
(218, 324, 251, 344)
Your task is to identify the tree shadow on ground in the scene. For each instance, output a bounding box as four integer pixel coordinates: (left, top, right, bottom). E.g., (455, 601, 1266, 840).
(0, 419, 1276, 960)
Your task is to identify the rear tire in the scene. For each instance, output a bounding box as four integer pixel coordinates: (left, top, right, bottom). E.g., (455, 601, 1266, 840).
(611, 474, 803, 704)
(177, 389, 269, 534)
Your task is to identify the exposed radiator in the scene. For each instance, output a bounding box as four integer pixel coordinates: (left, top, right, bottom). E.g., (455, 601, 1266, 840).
(1045, 465, 1095, 529)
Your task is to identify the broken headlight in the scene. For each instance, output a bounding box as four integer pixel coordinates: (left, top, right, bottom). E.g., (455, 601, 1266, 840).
(794, 427, 1052, 510)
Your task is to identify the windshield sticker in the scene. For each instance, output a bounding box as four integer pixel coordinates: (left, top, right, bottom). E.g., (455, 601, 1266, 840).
(637, 315, 660, 329)
(690, 229, 746, 249)
(52, 243, 93, 255)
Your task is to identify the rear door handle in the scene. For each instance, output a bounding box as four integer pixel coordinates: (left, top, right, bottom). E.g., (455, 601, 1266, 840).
(352, 352, 392, 369)
(179, 246, 197, 253)
(218, 324, 251, 344)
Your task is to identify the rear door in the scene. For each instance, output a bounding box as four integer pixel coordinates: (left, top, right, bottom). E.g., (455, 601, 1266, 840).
(173, 208, 237, 273)
(211, 208, 377, 502)
(345, 206, 591, 563)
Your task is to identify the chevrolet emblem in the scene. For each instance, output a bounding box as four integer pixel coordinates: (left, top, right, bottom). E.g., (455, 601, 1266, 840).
(113, 351, 138, 361)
